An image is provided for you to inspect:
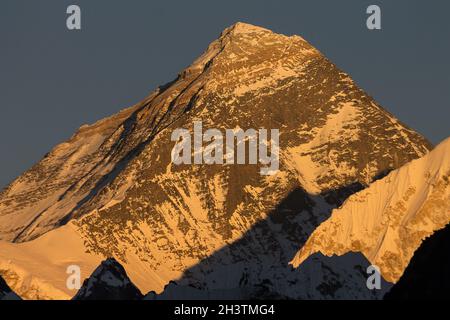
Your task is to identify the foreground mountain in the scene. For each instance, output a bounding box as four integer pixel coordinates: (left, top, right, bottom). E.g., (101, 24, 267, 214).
(291, 137, 450, 283)
(0, 275, 21, 300)
(0, 22, 432, 299)
(73, 258, 143, 300)
(385, 223, 450, 300)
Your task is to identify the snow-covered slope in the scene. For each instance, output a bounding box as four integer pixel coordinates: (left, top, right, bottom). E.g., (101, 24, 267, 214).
(0, 22, 432, 299)
(73, 258, 143, 300)
(291, 137, 450, 282)
(0, 223, 102, 300)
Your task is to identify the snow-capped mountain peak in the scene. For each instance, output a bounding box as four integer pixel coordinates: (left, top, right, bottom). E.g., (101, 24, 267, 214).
(0, 22, 433, 299)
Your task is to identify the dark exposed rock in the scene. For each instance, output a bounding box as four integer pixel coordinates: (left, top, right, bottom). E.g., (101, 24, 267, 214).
(0, 275, 21, 300)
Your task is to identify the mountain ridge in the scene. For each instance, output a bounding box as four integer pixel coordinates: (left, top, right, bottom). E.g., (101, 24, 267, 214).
(291, 137, 450, 282)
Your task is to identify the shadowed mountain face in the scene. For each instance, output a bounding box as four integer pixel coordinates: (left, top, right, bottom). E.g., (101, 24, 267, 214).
(73, 258, 143, 300)
(0, 275, 21, 300)
(146, 252, 392, 300)
(144, 187, 393, 300)
(0, 23, 432, 299)
(385, 224, 450, 300)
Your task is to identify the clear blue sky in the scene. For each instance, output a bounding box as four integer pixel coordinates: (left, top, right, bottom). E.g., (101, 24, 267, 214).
(0, 0, 449, 188)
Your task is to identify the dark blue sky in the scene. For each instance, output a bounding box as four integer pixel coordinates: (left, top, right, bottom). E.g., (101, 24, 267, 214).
(0, 0, 449, 188)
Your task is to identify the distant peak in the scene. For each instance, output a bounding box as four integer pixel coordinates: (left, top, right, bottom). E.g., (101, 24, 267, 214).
(72, 258, 143, 300)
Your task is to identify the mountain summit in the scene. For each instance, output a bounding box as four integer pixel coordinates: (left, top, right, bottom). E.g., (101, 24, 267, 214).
(0, 23, 432, 299)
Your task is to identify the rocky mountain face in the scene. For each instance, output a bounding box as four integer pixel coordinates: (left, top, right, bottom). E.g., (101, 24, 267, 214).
(291, 138, 450, 283)
(0, 275, 21, 300)
(385, 223, 450, 300)
(0, 22, 433, 299)
(73, 258, 143, 300)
